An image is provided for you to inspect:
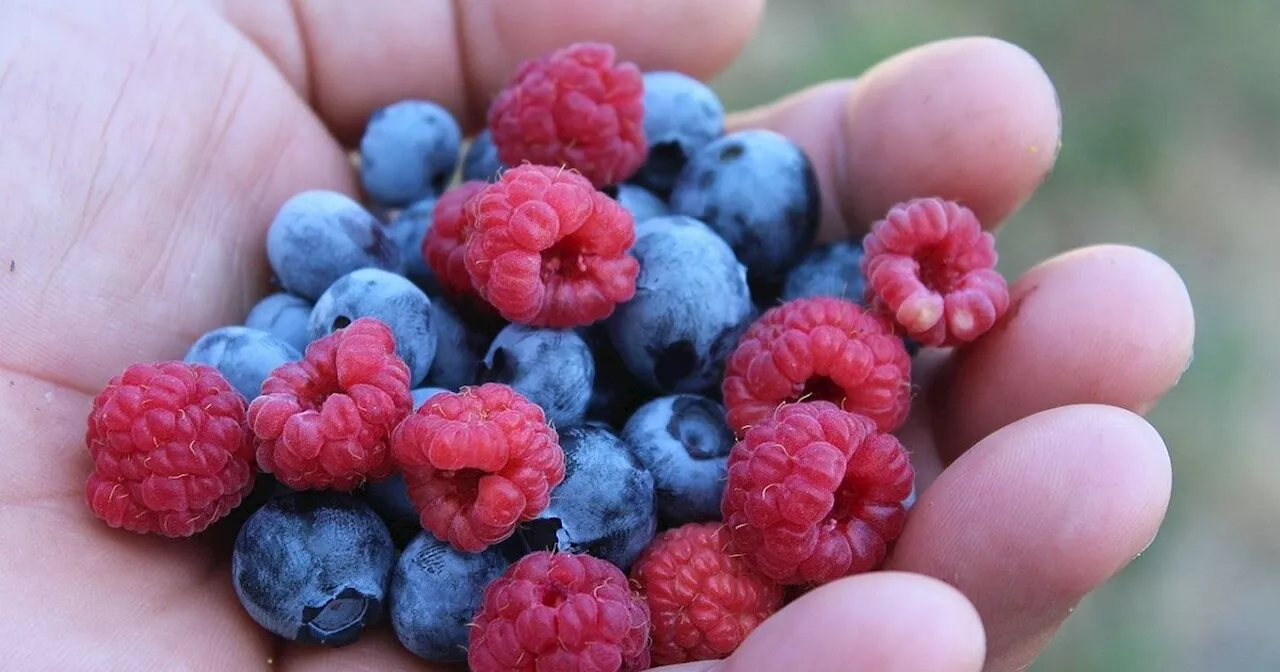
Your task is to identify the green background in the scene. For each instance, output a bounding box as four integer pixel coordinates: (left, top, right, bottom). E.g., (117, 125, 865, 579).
(710, 1, 1277, 670)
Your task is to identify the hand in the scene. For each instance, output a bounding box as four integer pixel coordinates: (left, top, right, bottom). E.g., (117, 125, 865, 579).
(0, 1, 1193, 670)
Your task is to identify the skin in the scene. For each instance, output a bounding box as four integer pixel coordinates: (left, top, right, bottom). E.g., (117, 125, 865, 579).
(0, 1, 1193, 670)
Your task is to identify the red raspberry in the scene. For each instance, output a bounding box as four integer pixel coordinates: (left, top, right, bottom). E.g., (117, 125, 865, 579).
(630, 522, 785, 665)
(248, 317, 412, 491)
(84, 361, 255, 537)
(487, 42, 646, 188)
(422, 180, 488, 300)
(469, 551, 651, 672)
(390, 383, 564, 552)
(463, 164, 639, 328)
(721, 401, 914, 586)
(721, 296, 911, 436)
(860, 197, 1011, 347)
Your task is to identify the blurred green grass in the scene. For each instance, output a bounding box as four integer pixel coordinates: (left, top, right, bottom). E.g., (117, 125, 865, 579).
(711, 1, 1279, 669)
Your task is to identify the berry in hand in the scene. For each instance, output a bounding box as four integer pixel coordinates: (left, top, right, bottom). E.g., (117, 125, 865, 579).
(390, 383, 565, 552)
(621, 394, 734, 526)
(307, 268, 438, 386)
(248, 317, 413, 490)
(84, 361, 255, 537)
(630, 522, 784, 665)
(464, 164, 640, 328)
(468, 551, 651, 672)
(721, 296, 912, 435)
(387, 197, 440, 292)
(510, 424, 656, 571)
(861, 197, 1010, 347)
(390, 530, 510, 664)
(781, 240, 868, 303)
(461, 129, 504, 182)
(721, 401, 914, 586)
(245, 292, 314, 353)
(422, 179, 489, 300)
(477, 323, 595, 428)
(606, 215, 755, 393)
(615, 183, 671, 223)
(671, 130, 821, 285)
(265, 190, 398, 301)
(487, 42, 646, 188)
(631, 71, 726, 197)
(232, 492, 395, 647)
(183, 326, 301, 402)
(359, 100, 462, 207)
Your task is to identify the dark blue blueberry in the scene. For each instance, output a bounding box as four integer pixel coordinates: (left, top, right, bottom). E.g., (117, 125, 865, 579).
(781, 241, 867, 303)
(631, 71, 725, 197)
(390, 531, 510, 663)
(460, 129, 504, 182)
(359, 100, 462, 207)
(244, 293, 314, 353)
(621, 394, 733, 527)
(616, 183, 671, 223)
(231, 492, 396, 647)
(670, 129, 821, 285)
(477, 325, 594, 428)
(510, 425, 656, 571)
(424, 298, 483, 390)
(308, 268, 438, 386)
(387, 198, 440, 293)
(266, 190, 398, 301)
(606, 216, 755, 394)
(579, 323, 656, 430)
(183, 326, 301, 401)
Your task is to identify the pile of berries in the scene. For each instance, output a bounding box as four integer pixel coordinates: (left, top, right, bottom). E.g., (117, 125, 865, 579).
(82, 41, 1011, 670)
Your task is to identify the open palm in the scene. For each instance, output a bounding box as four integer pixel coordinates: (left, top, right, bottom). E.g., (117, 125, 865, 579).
(0, 1, 1193, 670)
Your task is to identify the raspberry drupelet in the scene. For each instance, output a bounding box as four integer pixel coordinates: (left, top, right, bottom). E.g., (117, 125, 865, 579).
(463, 164, 640, 328)
(422, 179, 489, 300)
(84, 361, 256, 537)
(861, 197, 1011, 347)
(390, 383, 565, 553)
(468, 551, 652, 672)
(721, 296, 912, 436)
(487, 42, 647, 188)
(248, 317, 413, 491)
(630, 522, 785, 665)
(720, 401, 914, 586)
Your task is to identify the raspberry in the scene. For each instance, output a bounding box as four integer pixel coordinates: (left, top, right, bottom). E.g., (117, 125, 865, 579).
(248, 317, 412, 491)
(630, 522, 784, 665)
(860, 197, 1011, 347)
(721, 296, 911, 436)
(390, 383, 565, 552)
(84, 361, 255, 537)
(720, 401, 914, 586)
(463, 164, 639, 328)
(468, 551, 651, 672)
(422, 179, 488, 300)
(487, 42, 646, 188)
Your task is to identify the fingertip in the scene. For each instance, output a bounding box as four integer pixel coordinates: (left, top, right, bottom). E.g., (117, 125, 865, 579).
(840, 36, 1061, 231)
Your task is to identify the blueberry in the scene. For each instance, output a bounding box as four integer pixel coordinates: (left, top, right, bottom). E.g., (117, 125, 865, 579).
(266, 190, 398, 301)
(621, 395, 733, 527)
(309, 268, 438, 386)
(616, 183, 671, 223)
(631, 71, 725, 197)
(390, 531, 510, 663)
(231, 492, 396, 647)
(424, 298, 483, 390)
(578, 322, 655, 429)
(387, 198, 440, 293)
(781, 241, 867, 303)
(477, 325, 594, 428)
(461, 129, 504, 182)
(359, 100, 462, 207)
(183, 326, 301, 401)
(606, 215, 755, 394)
(670, 129, 821, 285)
(510, 424, 656, 571)
(245, 293, 314, 353)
